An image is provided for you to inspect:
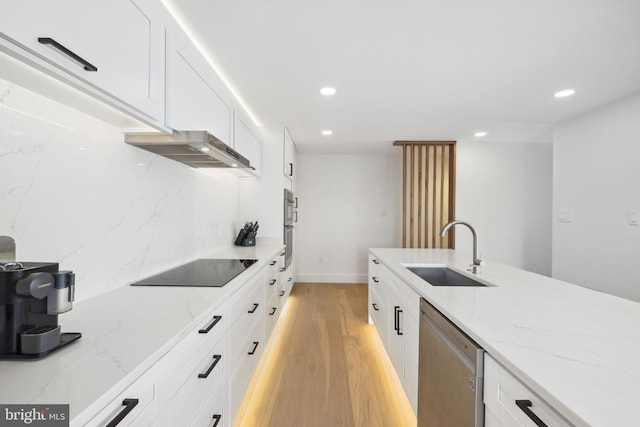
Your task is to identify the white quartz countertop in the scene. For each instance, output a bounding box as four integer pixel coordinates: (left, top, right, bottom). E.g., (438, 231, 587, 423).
(0, 244, 284, 423)
(370, 248, 640, 427)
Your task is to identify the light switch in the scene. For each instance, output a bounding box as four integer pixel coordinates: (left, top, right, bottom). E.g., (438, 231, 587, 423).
(629, 209, 639, 226)
(558, 210, 573, 223)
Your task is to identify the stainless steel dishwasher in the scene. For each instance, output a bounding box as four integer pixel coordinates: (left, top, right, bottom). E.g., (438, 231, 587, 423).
(418, 298, 484, 427)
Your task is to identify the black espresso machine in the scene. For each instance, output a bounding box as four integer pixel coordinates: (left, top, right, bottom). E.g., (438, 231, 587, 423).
(0, 238, 81, 358)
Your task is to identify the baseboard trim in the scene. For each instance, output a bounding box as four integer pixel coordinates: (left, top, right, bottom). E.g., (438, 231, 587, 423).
(295, 274, 367, 283)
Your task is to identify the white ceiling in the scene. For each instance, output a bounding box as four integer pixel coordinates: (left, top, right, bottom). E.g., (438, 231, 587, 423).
(162, 0, 640, 154)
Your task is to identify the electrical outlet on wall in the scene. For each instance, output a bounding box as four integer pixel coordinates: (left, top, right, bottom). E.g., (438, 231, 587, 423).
(629, 209, 639, 226)
(558, 210, 573, 223)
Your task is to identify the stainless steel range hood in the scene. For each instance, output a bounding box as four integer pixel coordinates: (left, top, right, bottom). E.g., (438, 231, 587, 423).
(125, 131, 251, 169)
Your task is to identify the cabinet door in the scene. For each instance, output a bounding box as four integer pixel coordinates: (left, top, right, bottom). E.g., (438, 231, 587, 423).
(234, 112, 262, 176)
(368, 283, 387, 343)
(386, 298, 405, 377)
(283, 128, 295, 179)
(0, 0, 165, 123)
(403, 310, 419, 414)
(484, 354, 572, 427)
(166, 30, 233, 144)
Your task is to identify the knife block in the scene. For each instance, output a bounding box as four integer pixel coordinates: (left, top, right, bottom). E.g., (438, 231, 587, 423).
(234, 230, 256, 246)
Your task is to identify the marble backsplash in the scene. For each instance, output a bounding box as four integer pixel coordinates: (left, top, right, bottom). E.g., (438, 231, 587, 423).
(0, 78, 242, 302)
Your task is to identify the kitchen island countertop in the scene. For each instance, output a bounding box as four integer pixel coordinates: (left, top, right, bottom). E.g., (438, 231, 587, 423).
(370, 248, 640, 427)
(0, 243, 284, 424)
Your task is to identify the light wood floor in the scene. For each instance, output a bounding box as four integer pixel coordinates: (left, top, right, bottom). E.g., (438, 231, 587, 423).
(234, 283, 417, 427)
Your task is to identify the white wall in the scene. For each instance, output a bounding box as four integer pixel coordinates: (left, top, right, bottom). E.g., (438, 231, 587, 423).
(295, 153, 402, 283)
(456, 141, 553, 275)
(0, 78, 243, 302)
(295, 142, 553, 283)
(553, 91, 640, 301)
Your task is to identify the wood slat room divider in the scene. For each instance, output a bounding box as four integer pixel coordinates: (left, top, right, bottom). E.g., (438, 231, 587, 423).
(393, 141, 456, 249)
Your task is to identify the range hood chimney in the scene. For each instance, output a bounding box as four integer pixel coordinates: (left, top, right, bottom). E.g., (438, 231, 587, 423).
(125, 131, 251, 169)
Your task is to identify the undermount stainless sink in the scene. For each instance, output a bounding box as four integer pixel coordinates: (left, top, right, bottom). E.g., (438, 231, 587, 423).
(406, 266, 487, 287)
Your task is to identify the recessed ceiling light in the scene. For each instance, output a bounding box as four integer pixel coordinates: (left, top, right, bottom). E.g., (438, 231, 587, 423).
(320, 87, 336, 96)
(321, 130, 333, 136)
(474, 131, 487, 137)
(554, 89, 575, 98)
(200, 147, 211, 153)
(231, 163, 238, 168)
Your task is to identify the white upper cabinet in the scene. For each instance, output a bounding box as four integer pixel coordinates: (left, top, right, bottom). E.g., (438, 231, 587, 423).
(0, 0, 165, 125)
(283, 128, 296, 180)
(0, 0, 263, 171)
(165, 27, 233, 146)
(234, 111, 262, 176)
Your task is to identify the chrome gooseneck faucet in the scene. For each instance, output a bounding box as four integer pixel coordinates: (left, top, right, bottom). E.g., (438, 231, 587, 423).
(440, 220, 483, 274)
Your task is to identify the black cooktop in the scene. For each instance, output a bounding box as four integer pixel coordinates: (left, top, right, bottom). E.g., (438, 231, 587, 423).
(131, 258, 258, 287)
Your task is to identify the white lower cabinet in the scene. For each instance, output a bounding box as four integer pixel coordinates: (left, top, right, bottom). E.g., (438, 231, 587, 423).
(369, 257, 420, 414)
(484, 354, 571, 427)
(153, 305, 226, 427)
(80, 253, 288, 427)
(226, 270, 267, 425)
(368, 283, 386, 343)
(265, 255, 281, 337)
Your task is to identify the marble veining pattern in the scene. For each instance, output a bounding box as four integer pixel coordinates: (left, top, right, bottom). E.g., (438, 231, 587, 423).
(0, 78, 244, 301)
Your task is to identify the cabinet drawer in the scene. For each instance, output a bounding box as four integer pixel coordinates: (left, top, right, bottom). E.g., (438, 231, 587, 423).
(189, 380, 224, 427)
(264, 271, 279, 305)
(229, 273, 264, 325)
(85, 367, 156, 427)
(178, 336, 225, 424)
(368, 284, 387, 342)
(267, 255, 280, 278)
(484, 354, 571, 427)
(229, 310, 265, 373)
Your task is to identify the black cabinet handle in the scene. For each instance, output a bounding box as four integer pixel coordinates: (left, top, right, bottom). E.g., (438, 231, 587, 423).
(270, 260, 277, 266)
(105, 398, 139, 427)
(269, 279, 277, 286)
(372, 277, 379, 283)
(279, 290, 285, 296)
(248, 303, 259, 314)
(288, 162, 293, 176)
(199, 315, 222, 334)
(269, 307, 277, 315)
(294, 197, 298, 208)
(288, 277, 292, 282)
(372, 259, 380, 264)
(212, 414, 222, 427)
(294, 211, 298, 222)
(37, 37, 98, 72)
(279, 267, 286, 272)
(372, 303, 379, 311)
(198, 354, 222, 379)
(394, 306, 403, 335)
(515, 400, 548, 427)
(248, 341, 259, 355)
